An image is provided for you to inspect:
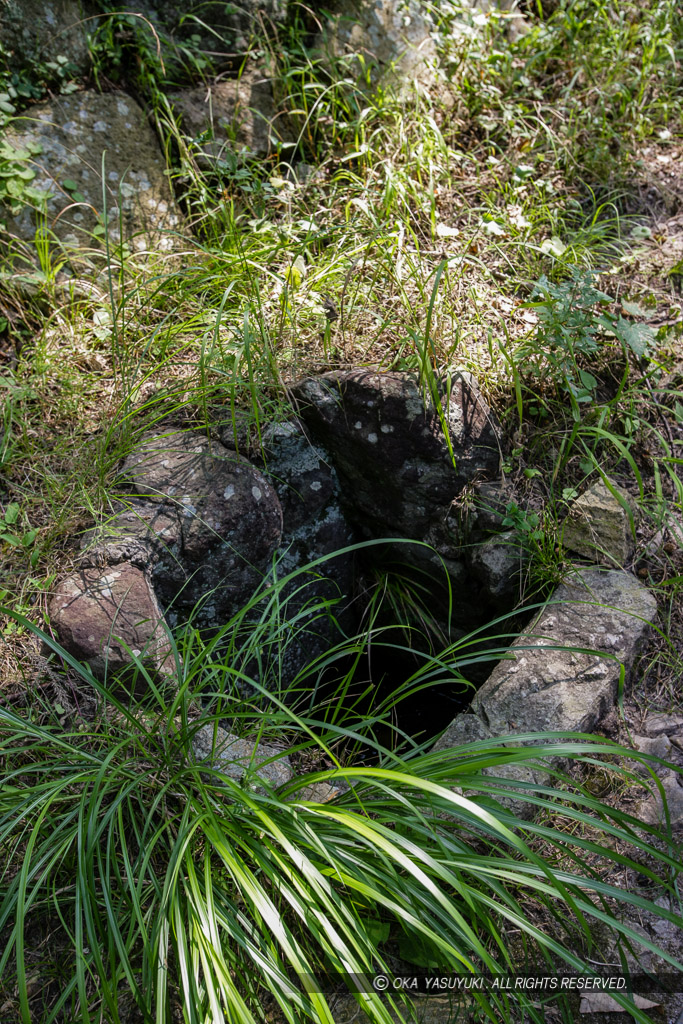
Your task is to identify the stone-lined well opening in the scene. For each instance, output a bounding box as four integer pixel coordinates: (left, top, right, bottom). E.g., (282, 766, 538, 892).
(48, 369, 659, 794)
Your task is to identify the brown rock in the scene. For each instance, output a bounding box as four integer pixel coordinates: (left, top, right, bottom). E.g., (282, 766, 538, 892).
(122, 430, 283, 623)
(49, 563, 171, 678)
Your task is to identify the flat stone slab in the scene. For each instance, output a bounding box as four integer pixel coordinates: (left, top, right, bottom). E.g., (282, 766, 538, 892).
(435, 569, 657, 815)
(193, 724, 295, 790)
(470, 568, 656, 736)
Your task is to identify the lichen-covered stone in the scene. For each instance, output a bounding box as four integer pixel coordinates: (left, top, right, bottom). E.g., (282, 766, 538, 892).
(293, 370, 501, 538)
(317, 0, 439, 91)
(562, 478, 635, 565)
(471, 569, 656, 736)
(261, 421, 337, 530)
(122, 430, 283, 623)
(0, 0, 89, 74)
(3, 91, 184, 255)
(49, 562, 172, 677)
(261, 419, 356, 683)
(79, 500, 182, 570)
(170, 66, 282, 164)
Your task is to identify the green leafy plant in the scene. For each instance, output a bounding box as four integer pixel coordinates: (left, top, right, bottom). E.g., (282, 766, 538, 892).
(516, 269, 658, 416)
(0, 502, 39, 565)
(0, 138, 46, 218)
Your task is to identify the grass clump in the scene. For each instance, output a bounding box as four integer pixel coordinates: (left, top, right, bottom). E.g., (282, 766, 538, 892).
(0, 577, 682, 1024)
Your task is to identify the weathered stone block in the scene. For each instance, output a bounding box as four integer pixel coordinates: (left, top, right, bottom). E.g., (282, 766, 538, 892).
(293, 370, 501, 538)
(471, 569, 656, 736)
(562, 478, 635, 565)
(170, 66, 282, 164)
(122, 430, 283, 623)
(192, 724, 294, 790)
(0, 0, 90, 74)
(467, 530, 523, 604)
(434, 569, 657, 817)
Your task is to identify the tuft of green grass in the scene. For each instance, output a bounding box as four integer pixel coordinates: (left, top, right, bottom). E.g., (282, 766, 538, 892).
(1, 568, 682, 1024)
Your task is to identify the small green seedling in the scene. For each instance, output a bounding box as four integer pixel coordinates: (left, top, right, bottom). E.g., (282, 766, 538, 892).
(1, 503, 40, 565)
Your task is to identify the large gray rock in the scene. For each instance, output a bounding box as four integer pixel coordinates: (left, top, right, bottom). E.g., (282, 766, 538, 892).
(293, 370, 501, 539)
(0, 0, 89, 74)
(317, 0, 439, 91)
(49, 562, 172, 678)
(122, 430, 283, 624)
(170, 65, 282, 164)
(435, 569, 657, 816)
(2, 91, 183, 256)
(470, 569, 656, 735)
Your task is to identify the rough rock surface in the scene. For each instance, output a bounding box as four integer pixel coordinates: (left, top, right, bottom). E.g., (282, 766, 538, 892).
(638, 773, 683, 826)
(635, 713, 683, 826)
(562, 477, 635, 565)
(122, 430, 283, 623)
(261, 419, 356, 681)
(318, 0, 439, 90)
(49, 563, 171, 677)
(467, 530, 522, 605)
(3, 91, 183, 254)
(79, 500, 182, 570)
(192, 723, 347, 802)
(170, 66, 282, 163)
(192, 724, 294, 789)
(293, 370, 501, 538)
(470, 569, 656, 735)
(0, 0, 89, 73)
(470, 479, 514, 533)
(435, 569, 657, 815)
